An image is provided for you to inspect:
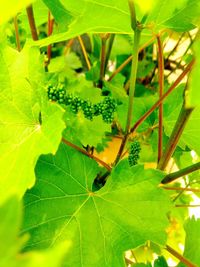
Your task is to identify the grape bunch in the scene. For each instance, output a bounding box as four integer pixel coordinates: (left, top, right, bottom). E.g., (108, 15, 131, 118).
(92, 97, 116, 123)
(47, 85, 57, 101)
(69, 96, 83, 114)
(81, 100, 93, 120)
(128, 141, 141, 167)
(101, 96, 116, 124)
(65, 95, 116, 123)
(47, 83, 66, 104)
(47, 83, 117, 124)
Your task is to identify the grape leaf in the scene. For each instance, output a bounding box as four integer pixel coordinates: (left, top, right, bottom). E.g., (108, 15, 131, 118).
(0, 196, 69, 267)
(147, 0, 200, 32)
(19, 1, 49, 32)
(48, 53, 82, 73)
(117, 95, 157, 132)
(163, 83, 200, 155)
(37, 0, 199, 47)
(0, 0, 36, 25)
(186, 39, 200, 108)
(64, 113, 111, 147)
(21, 143, 171, 267)
(134, 264, 152, 267)
(165, 106, 200, 155)
(154, 256, 169, 267)
(0, 44, 65, 203)
(178, 217, 200, 267)
(42, 0, 72, 31)
(133, 256, 169, 267)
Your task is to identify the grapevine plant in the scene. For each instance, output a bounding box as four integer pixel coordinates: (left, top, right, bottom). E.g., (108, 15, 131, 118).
(1, 1, 200, 267)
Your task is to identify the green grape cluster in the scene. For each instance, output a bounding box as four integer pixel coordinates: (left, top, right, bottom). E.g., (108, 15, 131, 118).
(101, 96, 116, 124)
(70, 96, 83, 113)
(128, 141, 141, 167)
(92, 97, 117, 123)
(47, 84, 66, 104)
(81, 100, 93, 120)
(47, 84, 117, 123)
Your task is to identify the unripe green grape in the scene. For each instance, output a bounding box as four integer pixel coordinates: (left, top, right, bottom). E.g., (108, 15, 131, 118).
(101, 96, 116, 124)
(128, 141, 141, 167)
(70, 96, 82, 113)
(81, 100, 93, 120)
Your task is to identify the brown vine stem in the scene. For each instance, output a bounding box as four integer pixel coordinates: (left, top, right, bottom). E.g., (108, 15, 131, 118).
(157, 34, 164, 163)
(130, 59, 195, 134)
(175, 204, 200, 208)
(165, 32, 185, 62)
(77, 35, 91, 70)
(64, 39, 74, 55)
(62, 138, 111, 171)
(165, 245, 197, 267)
(108, 36, 156, 82)
(161, 162, 200, 184)
(162, 186, 200, 193)
(166, 34, 194, 79)
(26, 5, 38, 41)
(13, 16, 21, 51)
(157, 105, 194, 170)
(172, 183, 190, 202)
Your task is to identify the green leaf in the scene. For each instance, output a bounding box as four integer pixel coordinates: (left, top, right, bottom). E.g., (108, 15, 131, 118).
(154, 256, 169, 267)
(37, 0, 132, 46)
(117, 95, 157, 132)
(164, 83, 200, 155)
(0, 0, 36, 25)
(134, 264, 152, 267)
(42, 0, 72, 31)
(19, 0, 48, 31)
(0, 44, 65, 203)
(64, 113, 111, 147)
(51, 0, 132, 33)
(37, 0, 200, 47)
(178, 217, 200, 267)
(147, 0, 200, 32)
(0, 196, 70, 267)
(186, 39, 200, 108)
(48, 53, 82, 73)
(132, 256, 169, 267)
(22, 143, 171, 267)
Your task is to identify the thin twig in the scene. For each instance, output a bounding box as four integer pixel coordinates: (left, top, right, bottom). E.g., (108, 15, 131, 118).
(161, 162, 200, 184)
(64, 38, 74, 55)
(62, 138, 111, 171)
(166, 35, 194, 79)
(26, 5, 38, 41)
(162, 186, 200, 193)
(157, 34, 164, 163)
(108, 36, 156, 82)
(172, 183, 190, 202)
(175, 204, 200, 208)
(13, 16, 20, 51)
(165, 33, 185, 62)
(158, 105, 194, 170)
(130, 59, 195, 134)
(77, 35, 91, 70)
(165, 245, 197, 267)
